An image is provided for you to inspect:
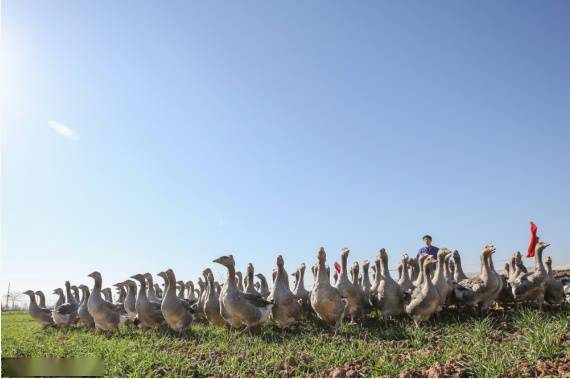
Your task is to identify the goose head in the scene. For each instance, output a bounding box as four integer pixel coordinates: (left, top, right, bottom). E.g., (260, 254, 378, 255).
(424, 256, 437, 273)
(401, 254, 409, 264)
(88, 271, 102, 281)
(545, 256, 553, 266)
(536, 241, 550, 252)
(157, 271, 167, 282)
(379, 248, 388, 262)
(53, 288, 64, 296)
(481, 244, 496, 258)
(317, 247, 327, 262)
(23, 290, 35, 297)
(213, 255, 235, 268)
(185, 281, 194, 290)
(78, 284, 89, 291)
(438, 248, 450, 259)
(202, 268, 213, 278)
(276, 255, 284, 267)
(130, 273, 146, 283)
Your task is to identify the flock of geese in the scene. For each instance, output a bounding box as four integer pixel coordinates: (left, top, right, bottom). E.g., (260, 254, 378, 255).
(24, 241, 568, 334)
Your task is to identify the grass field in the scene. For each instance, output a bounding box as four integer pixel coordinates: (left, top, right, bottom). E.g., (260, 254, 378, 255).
(2, 307, 569, 377)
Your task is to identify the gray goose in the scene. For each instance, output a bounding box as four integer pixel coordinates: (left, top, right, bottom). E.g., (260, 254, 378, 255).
(131, 273, 165, 328)
(203, 271, 227, 327)
(77, 285, 95, 329)
(292, 263, 311, 318)
(114, 283, 127, 304)
(236, 271, 245, 293)
(154, 283, 163, 298)
(122, 279, 138, 321)
(244, 263, 259, 296)
(185, 281, 197, 302)
(87, 271, 128, 330)
(350, 262, 369, 318)
(451, 250, 468, 283)
(144, 273, 161, 303)
(310, 247, 347, 334)
(372, 248, 405, 322)
(71, 285, 80, 303)
(255, 273, 271, 299)
(453, 244, 499, 312)
(35, 290, 47, 309)
(269, 255, 302, 328)
(51, 281, 79, 327)
(101, 288, 113, 303)
(53, 288, 65, 308)
(397, 254, 414, 294)
(405, 256, 439, 326)
(23, 290, 54, 329)
(431, 248, 451, 311)
(176, 281, 186, 299)
(512, 242, 550, 310)
(544, 256, 564, 305)
(157, 269, 194, 333)
(335, 248, 364, 323)
(214, 255, 273, 334)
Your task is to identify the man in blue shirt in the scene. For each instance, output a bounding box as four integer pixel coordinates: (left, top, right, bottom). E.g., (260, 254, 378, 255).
(417, 234, 439, 262)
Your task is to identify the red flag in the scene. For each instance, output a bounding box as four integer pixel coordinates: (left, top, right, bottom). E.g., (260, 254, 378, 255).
(526, 221, 539, 258)
(334, 261, 341, 273)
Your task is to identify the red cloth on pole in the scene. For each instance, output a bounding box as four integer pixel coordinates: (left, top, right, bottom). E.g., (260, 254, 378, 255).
(526, 221, 539, 258)
(334, 262, 341, 273)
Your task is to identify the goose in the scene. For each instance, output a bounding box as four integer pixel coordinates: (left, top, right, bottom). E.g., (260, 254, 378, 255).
(350, 262, 369, 317)
(157, 269, 194, 333)
(144, 273, 161, 303)
(431, 248, 451, 310)
(196, 277, 206, 315)
(335, 248, 364, 323)
(244, 263, 259, 296)
(35, 290, 47, 309)
(51, 281, 79, 327)
(485, 247, 504, 308)
(451, 250, 468, 282)
(131, 273, 165, 328)
(185, 281, 197, 302)
(453, 244, 499, 312)
(122, 279, 138, 321)
(203, 271, 227, 327)
(310, 247, 348, 334)
(497, 263, 514, 305)
(199, 270, 213, 317)
(71, 285, 80, 303)
(213, 255, 273, 334)
(268, 255, 302, 328)
(397, 254, 414, 294)
(408, 258, 419, 283)
(23, 290, 54, 329)
(255, 273, 271, 299)
(114, 283, 127, 304)
(443, 252, 456, 305)
(236, 271, 245, 293)
(176, 281, 186, 299)
(77, 285, 95, 329)
(53, 288, 65, 308)
(512, 242, 550, 310)
(101, 288, 113, 303)
(292, 263, 311, 318)
(87, 271, 129, 331)
(372, 248, 405, 322)
(154, 283, 163, 298)
(544, 256, 564, 305)
(361, 260, 372, 306)
(214, 281, 222, 297)
(412, 254, 429, 289)
(405, 256, 439, 326)
(510, 251, 528, 283)
(291, 269, 299, 292)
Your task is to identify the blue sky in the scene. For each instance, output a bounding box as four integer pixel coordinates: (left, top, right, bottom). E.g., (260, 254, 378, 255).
(2, 1, 569, 305)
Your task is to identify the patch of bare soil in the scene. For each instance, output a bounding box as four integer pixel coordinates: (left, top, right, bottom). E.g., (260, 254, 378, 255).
(399, 354, 471, 378)
(325, 358, 368, 378)
(509, 352, 570, 377)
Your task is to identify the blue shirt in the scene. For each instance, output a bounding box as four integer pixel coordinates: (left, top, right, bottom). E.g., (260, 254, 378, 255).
(417, 245, 439, 260)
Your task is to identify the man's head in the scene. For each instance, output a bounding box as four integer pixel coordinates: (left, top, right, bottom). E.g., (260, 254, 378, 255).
(422, 235, 433, 247)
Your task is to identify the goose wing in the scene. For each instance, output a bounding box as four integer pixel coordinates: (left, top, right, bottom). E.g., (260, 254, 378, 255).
(55, 302, 78, 315)
(242, 293, 274, 307)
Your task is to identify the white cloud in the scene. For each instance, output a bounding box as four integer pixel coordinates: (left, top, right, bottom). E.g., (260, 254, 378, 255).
(47, 120, 79, 140)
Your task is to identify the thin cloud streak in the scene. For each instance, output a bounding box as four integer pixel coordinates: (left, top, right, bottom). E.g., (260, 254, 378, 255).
(47, 120, 79, 140)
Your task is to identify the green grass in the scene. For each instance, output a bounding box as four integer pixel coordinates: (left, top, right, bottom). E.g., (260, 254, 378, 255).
(2, 307, 569, 377)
